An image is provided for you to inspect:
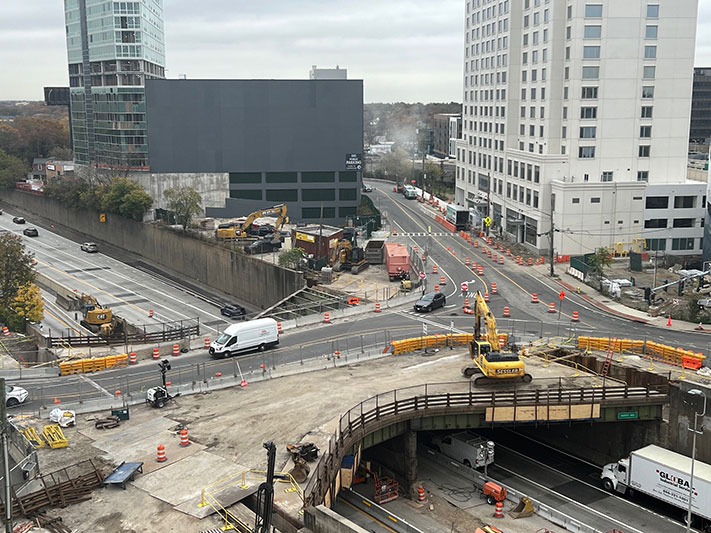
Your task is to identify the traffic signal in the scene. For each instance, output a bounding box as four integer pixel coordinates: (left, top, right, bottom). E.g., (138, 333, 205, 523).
(678, 281, 685, 296)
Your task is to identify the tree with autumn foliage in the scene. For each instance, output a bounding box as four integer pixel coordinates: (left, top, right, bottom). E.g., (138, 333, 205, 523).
(11, 283, 44, 329)
(0, 233, 37, 331)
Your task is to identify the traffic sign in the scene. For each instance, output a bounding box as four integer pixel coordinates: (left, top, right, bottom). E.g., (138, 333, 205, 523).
(345, 153, 362, 170)
(617, 411, 639, 420)
(559, 290, 566, 300)
(484, 216, 492, 227)
(461, 282, 469, 293)
(419, 271, 426, 280)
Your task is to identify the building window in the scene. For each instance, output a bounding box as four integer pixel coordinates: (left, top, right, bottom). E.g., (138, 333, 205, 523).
(266, 189, 298, 202)
(302, 171, 335, 183)
(641, 106, 653, 118)
(584, 25, 602, 38)
(580, 126, 597, 138)
(339, 171, 358, 182)
(582, 66, 599, 79)
(639, 145, 651, 157)
(637, 171, 649, 182)
(229, 172, 261, 184)
(640, 125, 652, 138)
(643, 66, 656, 79)
(646, 196, 668, 209)
(229, 189, 262, 200)
(583, 46, 600, 59)
(645, 25, 658, 39)
(642, 86, 655, 99)
(302, 188, 335, 201)
(591, 197, 601, 203)
(579, 146, 596, 158)
(580, 107, 597, 119)
(673, 218, 694, 228)
(302, 207, 335, 219)
(646, 238, 666, 251)
(265, 172, 297, 183)
(647, 4, 659, 18)
(672, 238, 695, 251)
(338, 188, 358, 201)
(533, 191, 539, 208)
(572, 198, 580, 204)
(563, 107, 568, 119)
(601, 171, 613, 182)
(585, 4, 602, 17)
(674, 196, 696, 208)
(644, 218, 667, 228)
(562, 126, 567, 138)
(339, 207, 357, 218)
(582, 87, 598, 99)
(644, 45, 657, 59)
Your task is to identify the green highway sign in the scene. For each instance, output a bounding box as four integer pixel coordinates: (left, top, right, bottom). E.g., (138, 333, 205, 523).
(618, 412, 639, 420)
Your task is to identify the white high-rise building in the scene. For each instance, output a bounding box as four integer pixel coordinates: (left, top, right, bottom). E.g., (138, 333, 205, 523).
(455, 0, 700, 256)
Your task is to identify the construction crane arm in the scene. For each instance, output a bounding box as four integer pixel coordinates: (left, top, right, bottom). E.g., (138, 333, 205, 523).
(474, 291, 500, 350)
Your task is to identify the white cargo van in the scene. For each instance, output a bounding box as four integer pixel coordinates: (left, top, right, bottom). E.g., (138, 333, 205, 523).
(209, 318, 279, 358)
(431, 431, 495, 469)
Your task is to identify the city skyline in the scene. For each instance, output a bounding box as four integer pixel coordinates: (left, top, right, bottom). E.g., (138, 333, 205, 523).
(1, 0, 711, 103)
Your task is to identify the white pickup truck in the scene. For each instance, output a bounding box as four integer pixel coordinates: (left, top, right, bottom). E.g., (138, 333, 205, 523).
(431, 431, 495, 469)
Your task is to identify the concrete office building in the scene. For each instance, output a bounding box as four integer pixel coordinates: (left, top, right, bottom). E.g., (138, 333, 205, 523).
(433, 113, 462, 158)
(63, 0, 165, 169)
(455, 0, 699, 256)
(145, 79, 364, 225)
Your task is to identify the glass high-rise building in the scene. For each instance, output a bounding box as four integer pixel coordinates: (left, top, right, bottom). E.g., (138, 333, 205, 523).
(63, 0, 165, 169)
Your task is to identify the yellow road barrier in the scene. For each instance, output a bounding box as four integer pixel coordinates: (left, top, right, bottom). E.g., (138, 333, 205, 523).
(59, 353, 128, 376)
(577, 336, 705, 369)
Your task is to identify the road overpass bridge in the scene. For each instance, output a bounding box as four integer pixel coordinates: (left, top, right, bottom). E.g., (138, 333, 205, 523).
(303, 381, 668, 507)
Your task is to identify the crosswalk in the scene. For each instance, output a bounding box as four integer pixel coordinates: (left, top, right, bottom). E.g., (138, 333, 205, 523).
(394, 232, 452, 237)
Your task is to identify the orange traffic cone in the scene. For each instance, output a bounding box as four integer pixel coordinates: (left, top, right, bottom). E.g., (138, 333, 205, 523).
(696, 322, 703, 331)
(667, 315, 672, 327)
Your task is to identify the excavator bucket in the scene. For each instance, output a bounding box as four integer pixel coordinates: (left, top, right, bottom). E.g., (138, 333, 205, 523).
(510, 496, 535, 519)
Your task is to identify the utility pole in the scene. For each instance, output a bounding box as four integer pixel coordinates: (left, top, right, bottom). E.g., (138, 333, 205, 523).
(486, 172, 491, 237)
(548, 193, 555, 277)
(1, 378, 12, 533)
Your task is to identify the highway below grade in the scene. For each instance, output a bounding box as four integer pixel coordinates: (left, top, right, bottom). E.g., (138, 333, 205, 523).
(368, 180, 711, 354)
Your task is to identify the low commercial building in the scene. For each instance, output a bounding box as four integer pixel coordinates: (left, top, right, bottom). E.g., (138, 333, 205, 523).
(145, 79, 363, 225)
(433, 113, 461, 159)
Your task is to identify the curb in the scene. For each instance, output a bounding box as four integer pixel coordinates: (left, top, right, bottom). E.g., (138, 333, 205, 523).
(554, 279, 650, 324)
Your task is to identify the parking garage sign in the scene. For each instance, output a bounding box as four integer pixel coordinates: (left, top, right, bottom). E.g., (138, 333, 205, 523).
(345, 153, 363, 170)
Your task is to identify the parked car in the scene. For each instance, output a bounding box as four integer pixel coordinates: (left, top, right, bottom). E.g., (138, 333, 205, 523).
(414, 292, 446, 312)
(5, 385, 28, 407)
(362, 184, 373, 192)
(23, 227, 39, 237)
(81, 242, 98, 253)
(244, 238, 281, 255)
(12, 216, 25, 224)
(220, 303, 247, 318)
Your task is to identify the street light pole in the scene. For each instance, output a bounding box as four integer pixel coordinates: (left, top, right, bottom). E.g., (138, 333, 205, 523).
(686, 389, 707, 533)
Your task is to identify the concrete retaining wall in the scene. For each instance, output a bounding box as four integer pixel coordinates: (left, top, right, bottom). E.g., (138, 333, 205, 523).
(2, 189, 304, 309)
(304, 505, 369, 533)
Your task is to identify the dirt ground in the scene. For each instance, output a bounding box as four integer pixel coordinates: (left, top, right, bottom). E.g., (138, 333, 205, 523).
(10, 349, 581, 533)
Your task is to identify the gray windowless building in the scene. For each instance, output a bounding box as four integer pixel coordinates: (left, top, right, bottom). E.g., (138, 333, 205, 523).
(145, 79, 363, 224)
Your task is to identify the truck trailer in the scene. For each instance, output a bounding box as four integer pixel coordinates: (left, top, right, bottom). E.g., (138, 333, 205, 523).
(601, 444, 711, 526)
(385, 242, 410, 281)
(446, 204, 470, 231)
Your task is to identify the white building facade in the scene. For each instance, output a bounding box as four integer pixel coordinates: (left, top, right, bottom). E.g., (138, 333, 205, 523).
(455, 0, 699, 256)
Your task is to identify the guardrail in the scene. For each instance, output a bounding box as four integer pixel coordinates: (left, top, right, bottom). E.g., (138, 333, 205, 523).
(48, 320, 200, 348)
(303, 382, 668, 507)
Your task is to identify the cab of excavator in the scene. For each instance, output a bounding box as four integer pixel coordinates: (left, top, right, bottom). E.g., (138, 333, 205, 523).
(471, 340, 491, 360)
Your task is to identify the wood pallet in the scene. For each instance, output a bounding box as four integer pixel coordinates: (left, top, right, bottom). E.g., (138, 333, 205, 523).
(0, 460, 103, 517)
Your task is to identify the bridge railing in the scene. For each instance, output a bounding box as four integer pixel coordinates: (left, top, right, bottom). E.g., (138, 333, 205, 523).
(304, 381, 668, 507)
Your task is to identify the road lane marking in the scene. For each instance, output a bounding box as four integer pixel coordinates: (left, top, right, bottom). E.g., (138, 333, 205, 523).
(78, 374, 114, 398)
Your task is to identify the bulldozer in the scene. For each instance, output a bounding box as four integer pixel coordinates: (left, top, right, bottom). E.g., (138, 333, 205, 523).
(80, 294, 123, 337)
(462, 291, 532, 385)
(215, 204, 288, 243)
(329, 228, 369, 274)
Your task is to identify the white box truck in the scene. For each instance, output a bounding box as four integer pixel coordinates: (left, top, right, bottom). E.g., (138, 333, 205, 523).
(431, 431, 495, 469)
(601, 444, 711, 526)
(209, 318, 279, 358)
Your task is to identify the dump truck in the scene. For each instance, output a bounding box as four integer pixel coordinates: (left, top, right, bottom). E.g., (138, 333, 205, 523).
(601, 444, 711, 527)
(385, 242, 410, 281)
(364, 239, 386, 265)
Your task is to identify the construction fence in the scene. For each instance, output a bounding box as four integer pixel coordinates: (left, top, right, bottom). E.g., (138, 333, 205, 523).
(577, 336, 705, 369)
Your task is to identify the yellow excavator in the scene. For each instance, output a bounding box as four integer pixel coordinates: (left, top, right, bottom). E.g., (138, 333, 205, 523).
(215, 204, 288, 242)
(462, 290, 532, 385)
(329, 228, 369, 274)
(80, 294, 122, 336)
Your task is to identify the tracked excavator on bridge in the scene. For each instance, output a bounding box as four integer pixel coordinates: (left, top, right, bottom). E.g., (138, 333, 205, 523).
(80, 294, 124, 337)
(462, 290, 532, 385)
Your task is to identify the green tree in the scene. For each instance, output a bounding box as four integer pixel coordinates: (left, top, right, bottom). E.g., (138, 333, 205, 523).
(0, 148, 29, 188)
(588, 247, 613, 274)
(0, 234, 35, 330)
(10, 283, 44, 329)
(279, 248, 307, 270)
(164, 186, 203, 230)
(101, 177, 153, 220)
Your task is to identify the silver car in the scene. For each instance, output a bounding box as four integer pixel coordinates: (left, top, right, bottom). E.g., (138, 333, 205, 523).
(81, 242, 98, 253)
(5, 385, 28, 407)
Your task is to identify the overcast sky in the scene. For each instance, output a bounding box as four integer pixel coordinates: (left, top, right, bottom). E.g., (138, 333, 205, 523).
(2, 0, 711, 103)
